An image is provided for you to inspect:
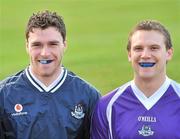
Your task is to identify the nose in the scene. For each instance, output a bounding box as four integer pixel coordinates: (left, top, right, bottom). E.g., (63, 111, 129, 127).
(141, 48, 151, 58)
(41, 46, 50, 56)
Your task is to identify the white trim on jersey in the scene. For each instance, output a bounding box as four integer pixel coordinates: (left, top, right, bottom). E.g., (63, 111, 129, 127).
(25, 67, 67, 93)
(131, 76, 171, 110)
(170, 79, 180, 98)
(106, 82, 131, 139)
(25, 69, 44, 92)
(51, 69, 67, 93)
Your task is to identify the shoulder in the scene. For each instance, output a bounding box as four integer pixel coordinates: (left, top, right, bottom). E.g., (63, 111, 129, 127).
(0, 70, 25, 107)
(92, 82, 131, 134)
(66, 69, 100, 96)
(170, 79, 180, 98)
(0, 70, 25, 90)
(94, 82, 131, 118)
(95, 88, 119, 116)
(98, 81, 131, 109)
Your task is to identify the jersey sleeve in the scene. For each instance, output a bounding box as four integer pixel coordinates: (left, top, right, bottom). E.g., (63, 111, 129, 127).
(0, 84, 16, 139)
(90, 88, 119, 139)
(76, 85, 101, 139)
(90, 99, 109, 139)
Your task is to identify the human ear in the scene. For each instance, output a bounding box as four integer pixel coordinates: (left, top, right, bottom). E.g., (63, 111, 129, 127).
(166, 48, 173, 61)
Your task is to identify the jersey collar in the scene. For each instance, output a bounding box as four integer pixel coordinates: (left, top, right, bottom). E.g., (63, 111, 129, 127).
(25, 67, 67, 93)
(131, 77, 171, 110)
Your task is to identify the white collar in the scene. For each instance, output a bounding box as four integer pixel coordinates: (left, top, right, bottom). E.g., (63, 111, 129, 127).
(131, 77, 171, 110)
(25, 67, 67, 93)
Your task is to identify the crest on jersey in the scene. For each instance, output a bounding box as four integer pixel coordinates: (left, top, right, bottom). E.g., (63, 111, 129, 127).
(71, 103, 85, 119)
(138, 125, 154, 136)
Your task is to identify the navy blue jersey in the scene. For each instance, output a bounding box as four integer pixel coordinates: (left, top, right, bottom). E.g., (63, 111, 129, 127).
(0, 67, 100, 139)
(0, 106, 16, 139)
(91, 77, 180, 139)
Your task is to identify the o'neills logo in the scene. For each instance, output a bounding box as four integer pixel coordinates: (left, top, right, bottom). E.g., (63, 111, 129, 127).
(11, 104, 27, 116)
(14, 104, 23, 112)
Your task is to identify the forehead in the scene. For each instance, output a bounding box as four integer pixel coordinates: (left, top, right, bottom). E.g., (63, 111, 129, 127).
(28, 27, 63, 42)
(131, 30, 165, 47)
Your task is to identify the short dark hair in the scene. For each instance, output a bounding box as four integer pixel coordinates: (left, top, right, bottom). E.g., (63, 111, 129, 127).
(26, 10, 66, 41)
(127, 20, 172, 51)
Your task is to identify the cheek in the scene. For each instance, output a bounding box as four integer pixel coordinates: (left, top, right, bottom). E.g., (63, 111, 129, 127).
(128, 54, 138, 63)
(28, 50, 39, 59)
(57, 48, 65, 56)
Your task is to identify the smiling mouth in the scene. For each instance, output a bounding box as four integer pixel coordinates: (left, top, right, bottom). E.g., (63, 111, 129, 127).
(38, 60, 53, 64)
(139, 62, 155, 67)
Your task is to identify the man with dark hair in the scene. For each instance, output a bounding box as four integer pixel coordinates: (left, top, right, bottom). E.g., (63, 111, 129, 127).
(0, 10, 100, 139)
(91, 20, 180, 139)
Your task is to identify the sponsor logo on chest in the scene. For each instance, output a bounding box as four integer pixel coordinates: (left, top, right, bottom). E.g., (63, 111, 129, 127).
(11, 104, 28, 116)
(138, 116, 156, 122)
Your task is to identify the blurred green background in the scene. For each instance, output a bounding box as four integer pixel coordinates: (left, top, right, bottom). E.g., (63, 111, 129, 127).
(0, 0, 180, 95)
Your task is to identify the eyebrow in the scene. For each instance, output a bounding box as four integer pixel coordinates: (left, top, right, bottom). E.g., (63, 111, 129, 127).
(48, 40, 60, 44)
(150, 44, 161, 47)
(30, 40, 60, 44)
(31, 41, 41, 45)
(133, 44, 161, 48)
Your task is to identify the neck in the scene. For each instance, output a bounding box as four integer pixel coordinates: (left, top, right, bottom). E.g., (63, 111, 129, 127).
(37, 75, 60, 87)
(30, 67, 62, 87)
(134, 75, 166, 97)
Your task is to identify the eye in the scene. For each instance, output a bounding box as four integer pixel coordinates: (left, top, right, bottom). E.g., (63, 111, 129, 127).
(31, 42, 42, 48)
(50, 43, 58, 46)
(49, 41, 60, 47)
(151, 46, 159, 51)
(133, 46, 143, 51)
